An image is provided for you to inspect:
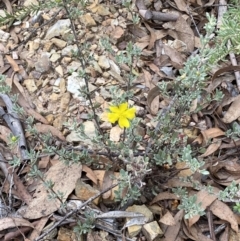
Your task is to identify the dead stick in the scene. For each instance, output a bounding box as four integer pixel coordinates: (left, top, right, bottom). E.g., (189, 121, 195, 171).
(0, 94, 28, 159)
(136, 0, 178, 21)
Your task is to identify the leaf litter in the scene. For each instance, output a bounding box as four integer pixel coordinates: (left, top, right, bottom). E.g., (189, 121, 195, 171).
(0, 0, 240, 240)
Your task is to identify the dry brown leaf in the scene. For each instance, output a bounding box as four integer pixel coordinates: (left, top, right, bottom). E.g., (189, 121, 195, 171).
(159, 210, 176, 226)
(210, 199, 238, 233)
(150, 192, 179, 205)
(94, 170, 119, 201)
(5, 55, 20, 72)
(188, 190, 217, 227)
(222, 95, 240, 123)
(0, 217, 33, 231)
(163, 44, 184, 69)
(175, 161, 193, 177)
(161, 210, 184, 241)
(38, 156, 50, 169)
(144, 22, 157, 50)
(20, 161, 82, 219)
(28, 216, 49, 241)
(220, 140, 240, 149)
(188, 224, 214, 241)
(102, 170, 114, 199)
(201, 128, 225, 143)
(3, 0, 13, 13)
(0, 125, 12, 143)
(200, 139, 222, 157)
(167, 178, 193, 188)
(82, 165, 98, 185)
(111, 26, 124, 39)
(174, 0, 188, 12)
(34, 123, 66, 141)
(147, 86, 160, 115)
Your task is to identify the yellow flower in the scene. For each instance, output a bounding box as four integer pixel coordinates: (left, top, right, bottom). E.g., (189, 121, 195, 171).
(107, 102, 136, 128)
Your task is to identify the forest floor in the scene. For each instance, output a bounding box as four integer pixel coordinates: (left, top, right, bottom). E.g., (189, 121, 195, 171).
(0, 0, 240, 240)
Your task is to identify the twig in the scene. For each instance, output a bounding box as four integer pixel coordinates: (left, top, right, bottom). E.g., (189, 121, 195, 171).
(187, 5, 200, 37)
(61, 0, 102, 135)
(207, 209, 216, 241)
(34, 183, 118, 241)
(61, 0, 117, 162)
(0, 94, 28, 160)
(136, 0, 178, 21)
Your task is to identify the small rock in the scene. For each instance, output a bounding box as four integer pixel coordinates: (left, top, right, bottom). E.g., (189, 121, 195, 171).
(142, 221, 163, 241)
(35, 53, 51, 73)
(148, 205, 163, 215)
(45, 19, 71, 39)
(91, 61, 102, 73)
(67, 61, 82, 73)
(102, 72, 110, 78)
(108, 69, 124, 83)
(62, 45, 78, 57)
(50, 93, 60, 101)
(57, 227, 78, 241)
(109, 59, 120, 74)
(51, 38, 67, 49)
(67, 72, 86, 101)
(98, 56, 110, 69)
(53, 86, 60, 93)
(81, 13, 96, 27)
(135, 106, 145, 117)
(55, 65, 64, 76)
(66, 121, 96, 144)
(43, 41, 53, 52)
(23, 79, 37, 92)
(110, 126, 123, 142)
(100, 122, 112, 129)
(50, 53, 61, 62)
(53, 115, 63, 130)
(60, 92, 71, 111)
(59, 78, 66, 93)
(0, 10, 6, 18)
(75, 179, 100, 205)
(126, 205, 153, 238)
(62, 57, 72, 65)
(96, 77, 106, 85)
(0, 30, 10, 42)
(24, 0, 38, 7)
(82, 121, 96, 139)
(45, 114, 54, 124)
(66, 131, 81, 142)
(97, 5, 111, 16)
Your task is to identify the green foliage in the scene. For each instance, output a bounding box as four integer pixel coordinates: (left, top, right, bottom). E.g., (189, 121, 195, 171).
(218, 181, 240, 202)
(173, 187, 205, 219)
(233, 202, 240, 213)
(73, 211, 95, 235)
(0, 75, 10, 94)
(114, 169, 141, 206)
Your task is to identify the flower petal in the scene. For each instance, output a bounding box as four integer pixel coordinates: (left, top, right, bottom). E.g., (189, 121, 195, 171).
(118, 117, 130, 128)
(119, 102, 128, 112)
(124, 108, 136, 120)
(109, 106, 120, 113)
(107, 113, 119, 123)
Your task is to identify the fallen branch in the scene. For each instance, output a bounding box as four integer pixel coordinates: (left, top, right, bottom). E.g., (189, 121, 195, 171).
(0, 94, 28, 159)
(136, 0, 179, 21)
